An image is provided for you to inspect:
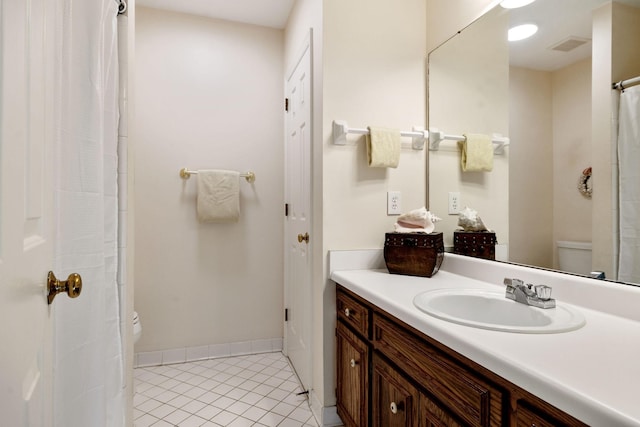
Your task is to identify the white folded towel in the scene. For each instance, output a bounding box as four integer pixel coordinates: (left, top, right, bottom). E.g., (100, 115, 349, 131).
(459, 133, 494, 172)
(196, 170, 240, 223)
(367, 126, 401, 168)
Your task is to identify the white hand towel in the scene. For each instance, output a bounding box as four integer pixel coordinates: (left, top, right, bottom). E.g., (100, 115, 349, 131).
(196, 170, 240, 223)
(367, 126, 401, 168)
(459, 133, 493, 172)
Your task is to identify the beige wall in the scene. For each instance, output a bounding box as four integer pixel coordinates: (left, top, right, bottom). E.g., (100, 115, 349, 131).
(592, 2, 640, 279)
(283, 0, 327, 413)
(509, 67, 554, 268)
(552, 59, 592, 263)
(320, 0, 428, 408)
(428, 6, 510, 250)
(425, 0, 502, 252)
(510, 60, 592, 270)
(134, 7, 285, 351)
(426, 0, 497, 52)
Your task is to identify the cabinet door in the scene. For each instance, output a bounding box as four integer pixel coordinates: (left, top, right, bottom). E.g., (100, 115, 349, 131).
(336, 322, 369, 427)
(372, 354, 419, 427)
(420, 394, 463, 427)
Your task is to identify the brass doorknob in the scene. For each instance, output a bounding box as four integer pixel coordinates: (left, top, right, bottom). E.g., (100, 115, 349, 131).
(297, 232, 309, 244)
(47, 271, 82, 305)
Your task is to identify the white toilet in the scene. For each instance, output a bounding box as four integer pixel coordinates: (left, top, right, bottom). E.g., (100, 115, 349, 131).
(133, 311, 142, 344)
(557, 240, 592, 275)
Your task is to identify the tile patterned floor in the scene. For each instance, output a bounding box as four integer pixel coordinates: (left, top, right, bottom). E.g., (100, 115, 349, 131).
(134, 352, 318, 427)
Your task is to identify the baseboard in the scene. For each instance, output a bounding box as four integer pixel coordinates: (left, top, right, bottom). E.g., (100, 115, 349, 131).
(310, 390, 343, 427)
(134, 337, 283, 368)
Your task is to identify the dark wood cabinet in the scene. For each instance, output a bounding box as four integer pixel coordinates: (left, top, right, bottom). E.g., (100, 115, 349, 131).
(336, 321, 369, 427)
(420, 394, 464, 427)
(372, 354, 419, 427)
(512, 394, 587, 427)
(335, 285, 588, 427)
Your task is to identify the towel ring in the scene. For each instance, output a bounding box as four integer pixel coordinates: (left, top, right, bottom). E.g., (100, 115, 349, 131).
(180, 168, 256, 183)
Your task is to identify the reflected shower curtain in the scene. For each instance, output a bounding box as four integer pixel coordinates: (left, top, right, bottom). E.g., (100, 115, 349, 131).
(618, 85, 640, 284)
(53, 0, 124, 426)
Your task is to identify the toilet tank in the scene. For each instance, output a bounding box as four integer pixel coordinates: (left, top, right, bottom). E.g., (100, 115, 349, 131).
(556, 241, 592, 275)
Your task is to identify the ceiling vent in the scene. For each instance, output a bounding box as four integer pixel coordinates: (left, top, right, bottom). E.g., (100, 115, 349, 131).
(548, 36, 591, 52)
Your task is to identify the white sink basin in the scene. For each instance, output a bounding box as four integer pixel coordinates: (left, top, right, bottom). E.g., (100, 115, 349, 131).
(413, 289, 586, 333)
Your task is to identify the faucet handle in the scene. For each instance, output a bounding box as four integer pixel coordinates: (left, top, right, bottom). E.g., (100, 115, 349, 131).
(503, 277, 523, 288)
(534, 285, 552, 300)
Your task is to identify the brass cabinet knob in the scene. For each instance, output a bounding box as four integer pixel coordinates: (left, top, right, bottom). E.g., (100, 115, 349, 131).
(47, 271, 82, 305)
(297, 232, 309, 244)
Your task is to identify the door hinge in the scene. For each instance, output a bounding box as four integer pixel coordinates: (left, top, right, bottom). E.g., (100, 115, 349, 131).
(285, 203, 289, 217)
(285, 308, 288, 321)
(285, 98, 289, 112)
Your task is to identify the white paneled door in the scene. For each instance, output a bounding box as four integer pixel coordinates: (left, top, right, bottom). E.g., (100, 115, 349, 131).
(1, 1, 56, 426)
(284, 34, 313, 392)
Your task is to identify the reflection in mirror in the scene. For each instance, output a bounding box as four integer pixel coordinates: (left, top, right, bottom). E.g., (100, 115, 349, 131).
(428, 0, 640, 285)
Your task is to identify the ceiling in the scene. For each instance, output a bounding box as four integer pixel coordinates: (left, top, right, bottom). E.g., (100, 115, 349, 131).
(135, 0, 295, 29)
(506, 0, 640, 71)
(136, 0, 640, 71)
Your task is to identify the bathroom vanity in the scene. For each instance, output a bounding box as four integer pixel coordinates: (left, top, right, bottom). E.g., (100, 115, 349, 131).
(330, 251, 640, 427)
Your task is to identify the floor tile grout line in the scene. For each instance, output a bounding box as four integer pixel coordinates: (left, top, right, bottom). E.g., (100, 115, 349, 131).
(133, 351, 317, 427)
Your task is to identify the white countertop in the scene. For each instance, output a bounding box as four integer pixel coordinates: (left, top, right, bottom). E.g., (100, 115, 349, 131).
(330, 252, 640, 427)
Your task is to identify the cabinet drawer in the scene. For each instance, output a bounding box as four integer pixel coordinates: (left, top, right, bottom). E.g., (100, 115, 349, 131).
(373, 313, 503, 427)
(337, 287, 370, 337)
(421, 393, 464, 427)
(514, 400, 587, 427)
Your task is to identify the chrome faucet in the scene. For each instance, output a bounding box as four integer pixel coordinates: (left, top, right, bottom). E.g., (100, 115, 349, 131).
(504, 278, 556, 309)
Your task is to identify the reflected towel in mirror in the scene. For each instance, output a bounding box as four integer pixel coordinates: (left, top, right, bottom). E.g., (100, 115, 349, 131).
(459, 133, 493, 172)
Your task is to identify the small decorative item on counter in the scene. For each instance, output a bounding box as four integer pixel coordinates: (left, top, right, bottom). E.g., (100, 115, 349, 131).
(384, 207, 444, 277)
(453, 231, 497, 260)
(457, 206, 490, 232)
(393, 206, 441, 233)
(454, 207, 496, 260)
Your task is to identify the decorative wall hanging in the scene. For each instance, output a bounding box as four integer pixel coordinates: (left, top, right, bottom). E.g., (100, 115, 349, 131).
(578, 167, 592, 198)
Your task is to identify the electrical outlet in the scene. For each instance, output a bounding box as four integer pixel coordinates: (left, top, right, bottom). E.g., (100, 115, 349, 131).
(387, 191, 402, 215)
(448, 192, 460, 215)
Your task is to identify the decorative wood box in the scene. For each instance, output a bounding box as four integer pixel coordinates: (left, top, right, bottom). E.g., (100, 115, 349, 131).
(453, 231, 496, 260)
(384, 232, 444, 278)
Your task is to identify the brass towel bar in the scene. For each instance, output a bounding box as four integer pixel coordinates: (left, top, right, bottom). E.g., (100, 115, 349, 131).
(180, 168, 255, 183)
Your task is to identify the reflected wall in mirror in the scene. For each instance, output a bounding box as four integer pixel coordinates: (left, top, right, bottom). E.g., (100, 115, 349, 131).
(428, 0, 640, 284)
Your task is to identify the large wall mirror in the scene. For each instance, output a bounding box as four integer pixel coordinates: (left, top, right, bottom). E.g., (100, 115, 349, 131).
(428, 0, 640, 285)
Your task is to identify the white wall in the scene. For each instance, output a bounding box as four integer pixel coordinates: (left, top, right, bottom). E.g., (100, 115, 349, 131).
(134, 7, 284, 352)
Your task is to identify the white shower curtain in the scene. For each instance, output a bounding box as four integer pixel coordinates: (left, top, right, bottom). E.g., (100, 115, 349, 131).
(617, 85, 640, 284)
(53, 0, 124, 426)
